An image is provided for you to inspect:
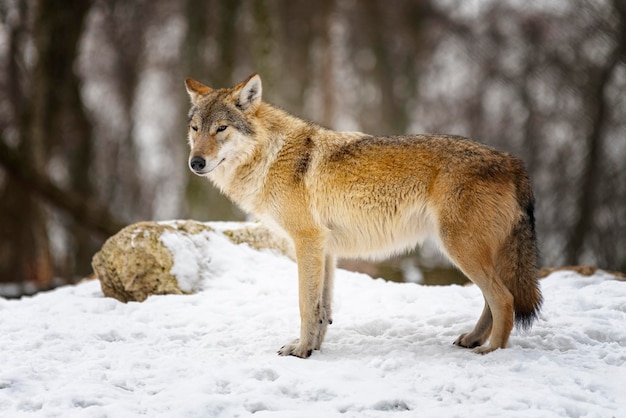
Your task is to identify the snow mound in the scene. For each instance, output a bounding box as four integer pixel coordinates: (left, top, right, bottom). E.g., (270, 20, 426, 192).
(1, 230, 625, 417)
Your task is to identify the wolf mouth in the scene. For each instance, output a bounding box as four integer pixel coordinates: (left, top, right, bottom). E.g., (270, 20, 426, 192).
(204, 158, 226, 175)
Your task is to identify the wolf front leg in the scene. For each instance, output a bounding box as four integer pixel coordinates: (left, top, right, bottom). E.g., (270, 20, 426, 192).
(278, 233, 331, 358)
(313, 254, 335, 350)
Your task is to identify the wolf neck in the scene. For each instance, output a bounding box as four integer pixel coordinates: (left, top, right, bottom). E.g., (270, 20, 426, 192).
(210, 102, 312, 214)
(256, 102, 314, 137)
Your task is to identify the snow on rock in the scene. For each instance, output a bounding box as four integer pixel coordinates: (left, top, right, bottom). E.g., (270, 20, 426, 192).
(92, 220, 293, 302)
(2, 225, 626, 417)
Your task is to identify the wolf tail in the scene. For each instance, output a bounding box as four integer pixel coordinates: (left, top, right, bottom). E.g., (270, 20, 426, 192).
(497, 166, 542, 330)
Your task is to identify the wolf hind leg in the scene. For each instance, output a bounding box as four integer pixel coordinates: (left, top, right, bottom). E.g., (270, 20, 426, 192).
(458, 264, 512, 354)
(442, 238, 514, 354)
(454, 299, 492, 348)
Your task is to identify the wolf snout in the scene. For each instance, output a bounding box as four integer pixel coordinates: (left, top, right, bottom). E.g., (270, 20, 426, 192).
(189, 156, 206, 172)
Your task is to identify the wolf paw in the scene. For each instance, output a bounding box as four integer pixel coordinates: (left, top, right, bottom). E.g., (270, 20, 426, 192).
(472, 345, 499, 355)
(454, 334, 500, 354)
(278, 339, 313, 358)
(453, 333, 483, 349)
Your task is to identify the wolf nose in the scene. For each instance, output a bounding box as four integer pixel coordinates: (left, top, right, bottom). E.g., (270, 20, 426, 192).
(190, 156, 206, 172)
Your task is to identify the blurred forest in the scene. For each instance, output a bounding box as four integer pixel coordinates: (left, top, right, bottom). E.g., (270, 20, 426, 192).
(1, 0, 625, 296)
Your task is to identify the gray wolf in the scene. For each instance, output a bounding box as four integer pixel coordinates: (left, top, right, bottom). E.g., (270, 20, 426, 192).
(184, 74, 542, 357)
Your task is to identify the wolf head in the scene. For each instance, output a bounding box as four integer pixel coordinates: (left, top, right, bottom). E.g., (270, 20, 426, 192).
(184, 74, 262, 176)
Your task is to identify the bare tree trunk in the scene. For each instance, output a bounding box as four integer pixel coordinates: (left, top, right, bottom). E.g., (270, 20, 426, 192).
(31, 0, 96, 278)
(101, 0, 153, 222)
(182, 0, 243, 221)
(0, 0, 53, 287)
(565, 2, 625, 265)
(363, 0, 406, 134)
(319, 0, 336, 128)
(216, 0, 243, 87)
(361, 0, 426, 135)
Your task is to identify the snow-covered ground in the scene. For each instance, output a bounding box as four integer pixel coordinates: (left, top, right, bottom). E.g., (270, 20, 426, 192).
(1, 227, 625, 417)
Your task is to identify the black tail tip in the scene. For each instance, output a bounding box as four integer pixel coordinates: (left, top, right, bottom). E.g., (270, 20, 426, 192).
(515, 296, 543, 331)
(515, 312, 538, 331)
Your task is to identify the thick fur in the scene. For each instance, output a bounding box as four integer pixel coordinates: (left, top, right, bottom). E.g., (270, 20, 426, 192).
(184, 74, 542, 357)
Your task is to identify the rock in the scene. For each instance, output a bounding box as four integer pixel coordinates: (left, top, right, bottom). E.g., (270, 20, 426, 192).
(220, 224, 295, 260)
(538, 265, 626, 281)
(92, 220, 293, 302)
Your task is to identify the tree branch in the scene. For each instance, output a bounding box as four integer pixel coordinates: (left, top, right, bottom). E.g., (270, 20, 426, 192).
(0, 139, 127, 237)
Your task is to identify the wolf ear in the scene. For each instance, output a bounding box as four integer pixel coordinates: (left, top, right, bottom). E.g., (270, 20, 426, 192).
(185, 78, 213, 104)
(235, 74, 262, 111)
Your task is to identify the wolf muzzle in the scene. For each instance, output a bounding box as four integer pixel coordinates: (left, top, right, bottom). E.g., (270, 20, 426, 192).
(189, 156, 206, 173)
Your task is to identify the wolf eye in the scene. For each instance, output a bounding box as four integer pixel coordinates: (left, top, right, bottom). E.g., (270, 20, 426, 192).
(216, 125, 227, 133)
(191, 125, 198, 132)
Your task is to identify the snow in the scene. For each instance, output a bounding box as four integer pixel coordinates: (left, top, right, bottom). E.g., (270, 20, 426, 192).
(1, 227, 625, 417)
(159, 228, 213, 293)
